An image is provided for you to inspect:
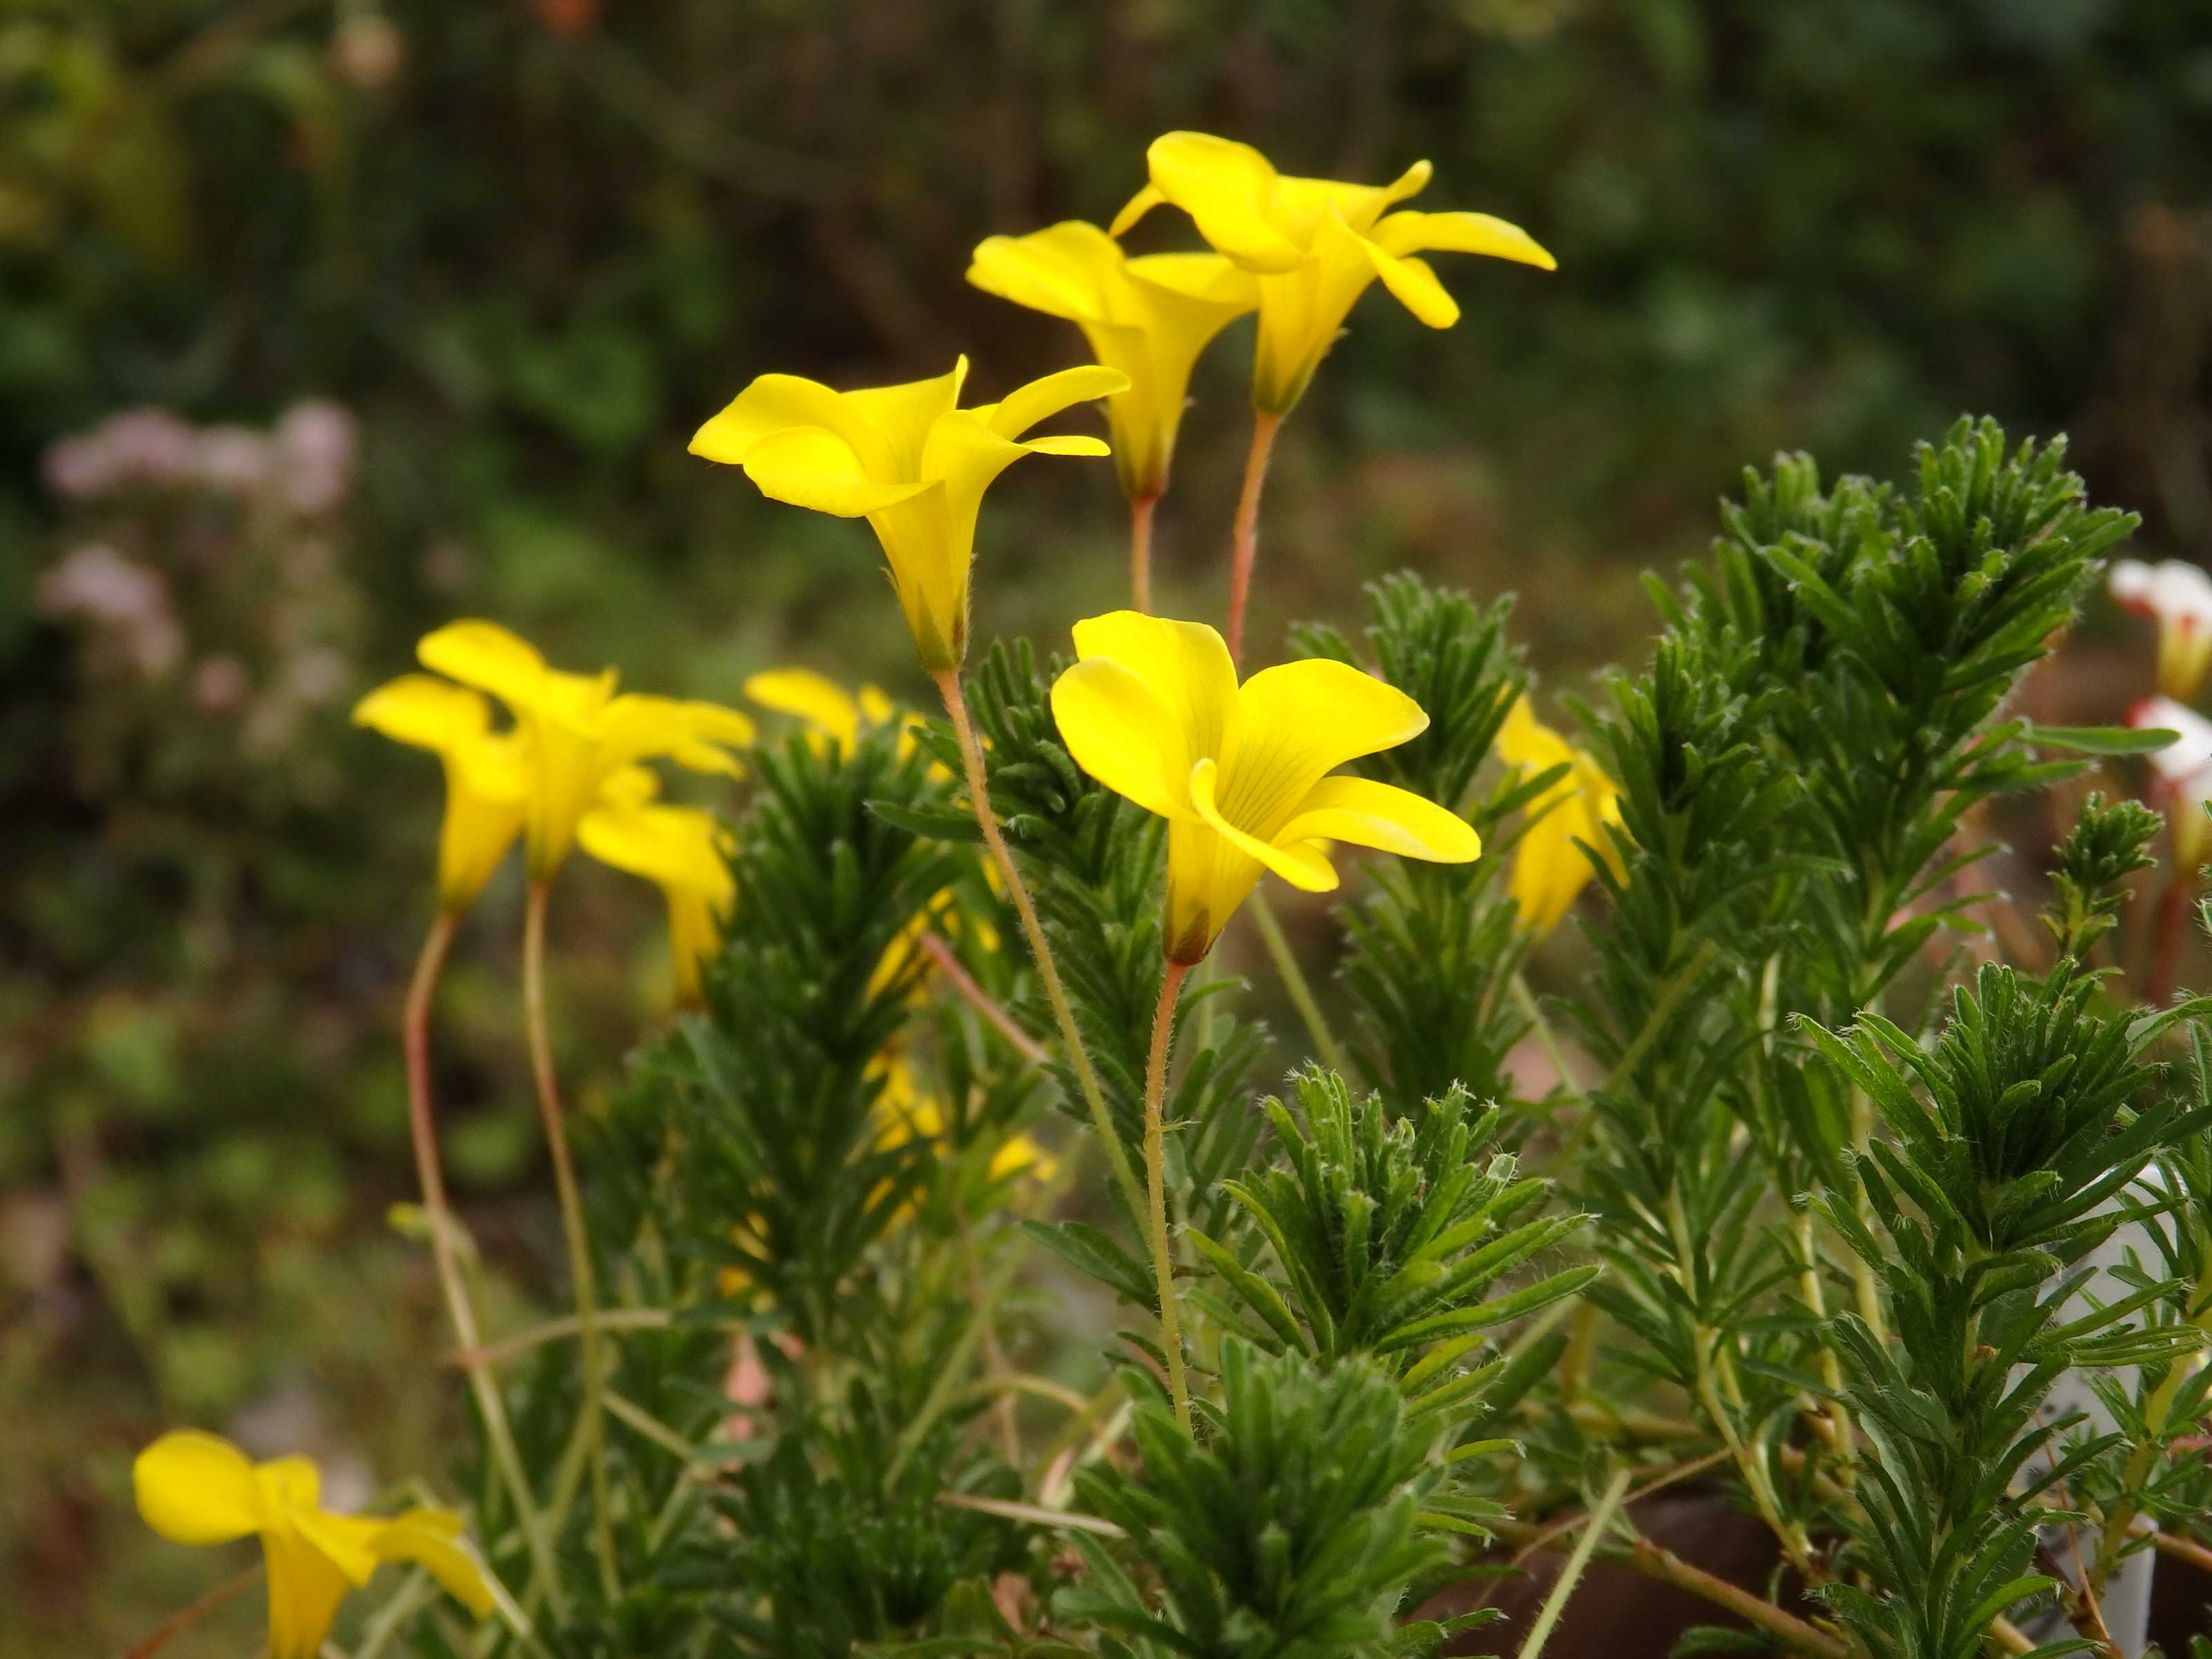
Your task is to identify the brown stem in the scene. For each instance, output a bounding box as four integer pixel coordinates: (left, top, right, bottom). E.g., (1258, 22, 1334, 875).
(1129, 491, 1159, 615)
(404, 912, 562, 1609)
(1224, 409, 1283, 666)
(523, 881, 619, 1597)
(932, 670, 1149, 1225)
(2148, 864, 2195, 1005)
(2150, 1526, 2212, 1574)
(120, 1562, 263, 1659)
(918, 930, 1049, 1065)
(1145, 959, 1193, 1435)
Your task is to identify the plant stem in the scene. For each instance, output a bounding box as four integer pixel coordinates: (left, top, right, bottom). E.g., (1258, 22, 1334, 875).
(917, 929, 1049, 1065)
(1224, 409, 1283, 665)
(932, 668, 1149, 1225)
(122, 1562, 263, 1659)
(1510, 971, 1582, 1102)
(1145, 959, 1194, 1436)
(1516, 1469, 1631, 1659)
(1791, 1207, 1856, 1489)
(1248, 888, 1349, 1077)
(1129, 491, 1159, 614)
(521, 881, 620, 1599)
(447, 1306, 675, 1370)
(2085, 1358, 2188, 1597)
(403, 912, 564, 1612)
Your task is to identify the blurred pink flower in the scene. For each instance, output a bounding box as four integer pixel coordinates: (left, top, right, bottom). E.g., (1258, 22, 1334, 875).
(196, 426, 275, 494)
(274, 400, 357, 514)
(36, 543, 184, 676)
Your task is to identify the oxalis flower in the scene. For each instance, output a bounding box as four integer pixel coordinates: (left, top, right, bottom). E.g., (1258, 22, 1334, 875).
(691, 357, 1128, 671)
(1497, 697, 1627, 935)
(2132, 695, 2212, 870)
(967, 222, 1258, 501)
(1050, 610, 1479, 962)
(579, 771, 735, 1008)
(134, 1430, 494, 1659)
(411, 621, 755, 881)
(2110, 557, 2212, 702)
(1109, 131, 1555, 415)
(353, 675, 528, 913)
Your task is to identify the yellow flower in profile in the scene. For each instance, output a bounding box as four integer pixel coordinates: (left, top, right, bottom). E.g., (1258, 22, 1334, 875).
(1051, 611, 1479, 962)
(1497, 697, 1626, 935)
(353, 675, 528, 912)
(690, 357, 1128, 672)
(1111, 131, 1555, 415)
(579, 772, 735, 1008)
(967, 222, 1259, 501)
(413, 621, 755, 881)
(133, 1430, 494, 1659)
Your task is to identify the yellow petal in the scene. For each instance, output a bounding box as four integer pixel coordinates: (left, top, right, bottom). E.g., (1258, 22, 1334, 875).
(1107, 181, 1168, 239)
(417, 620, 547, 710)
(1219, 658, 1428, 838)
(843, 357, 970, 475)
(373, 1508, 497, 1617)
(982, 364, 1128, 442)
(1373, 208, 1557, 271)
(134, 1430, 263, 1546)
(1272, 156, 1433, 241)
(1364, 245, 1459, 329)
(1051, 657, 1191, 821)
(1021, 434, 1112, 458)
(353, 675, 492, 757)
(741, 426, 940, 518)
(746, 666, 863, 748)
(1277, 774, 1479, 863)
(1070, 610, 1239, 788)
(1190, 757, 1339, 892)
(261, 1517, 362, 1659)
(579, 802, 734, 901)
(438, 733, 527, 910)
(967, 225, 1116, 324)
(1140, 131, 1307, 272)
(689, 372, 888, 473)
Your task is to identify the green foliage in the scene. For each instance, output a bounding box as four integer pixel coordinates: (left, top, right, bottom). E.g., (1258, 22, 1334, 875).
(1189, 1069, 1592, 1416)
(2042, 793, 2161, 960)
(1065, 1342, 1485, 1659)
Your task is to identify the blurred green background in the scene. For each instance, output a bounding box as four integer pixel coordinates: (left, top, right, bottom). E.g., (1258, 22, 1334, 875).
(6, 1, 2211, 1649)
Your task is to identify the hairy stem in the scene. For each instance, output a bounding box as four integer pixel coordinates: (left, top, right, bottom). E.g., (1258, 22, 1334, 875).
(917, 929, 1049, 1065)
(933, 668, 1150, 1225)
(404, 912, 563, 1611)
(1129, 491, 1159, 614)
(122, 1563, 263, 1659)
(523, 881, 619, 1597)
(1224, 409, 1283, 665)
(1146, 959, 1194, 1436)
(1516, 1469, 1631, 1659)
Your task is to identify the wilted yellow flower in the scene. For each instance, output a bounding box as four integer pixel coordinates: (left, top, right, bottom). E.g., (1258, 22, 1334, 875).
(133, 1430, 494, 1659)
(967, 222, 1258, 501)
(2110, 558, 2212, 702)
(353, 675, 528, 912)
(690, 357, 1127, 672)
(413, 621, 754, 881)
(579, 774, 735, 1007)
(1111, 131, 1555, 415)
(1497, 697, 1626, 935)
(1051, 611, 1479, 962)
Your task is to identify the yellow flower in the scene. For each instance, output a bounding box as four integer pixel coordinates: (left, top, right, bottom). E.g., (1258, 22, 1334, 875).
(1050, 611, 1479, 962)
(353, 675, 528, 912)
(744, 666, 900, 753)
(1497, 697, 1627, 935)
(413, 621, 755, 881)
(874, 1055, 1059, 1188)
(1110, 131, 1555, 415)
(967, 222, 1258, 500)
(690, 357, 1128, 671)
(579, 773, 736, 1008)
(133, 1430, 494, 1659)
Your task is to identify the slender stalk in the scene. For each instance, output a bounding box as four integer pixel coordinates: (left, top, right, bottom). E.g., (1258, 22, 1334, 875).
(2148, 865, 2194, 1006)
(121, 1562, 263, 1659)
(1515, 1469, 1631, 1659)
(1224, 409, 1284, 665)
(1145, 959, 1194, 1436)
(1510, 971, 1581, 1102)
(521, 881, 620, 1598)
(917, 929, 1050, 1065)
(1248, 888, 1348, 1077)
(403, 912, 564, 1611)
(932, 669, 1149, 1225)
(1791, 1208, 1856, 1489)
(1129, 491, 1160, 614)
(447, 1306, 675, 1371)
(2085, 1358, 2189, 1597)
